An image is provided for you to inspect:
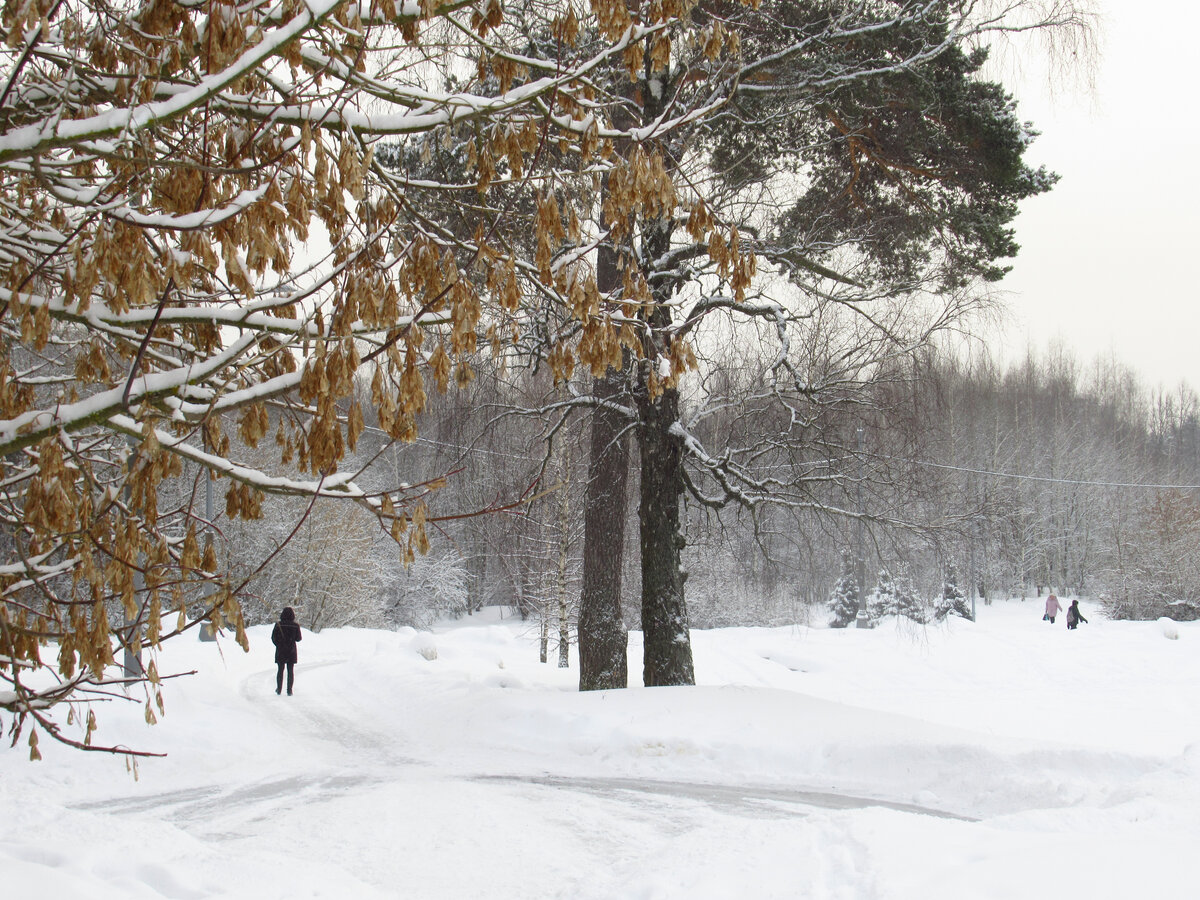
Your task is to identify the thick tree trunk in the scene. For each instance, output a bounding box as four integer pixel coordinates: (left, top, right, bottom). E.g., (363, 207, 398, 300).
(637, 383, 695, 686)
(577, 365, 631, 690)
(576, 80, 643, 691)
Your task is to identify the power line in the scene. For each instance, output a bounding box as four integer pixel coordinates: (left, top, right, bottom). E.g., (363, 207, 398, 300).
(363, 423, 539, 464)
(892, 456, 1200, 491)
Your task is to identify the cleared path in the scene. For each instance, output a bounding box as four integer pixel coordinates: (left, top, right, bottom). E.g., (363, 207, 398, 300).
(477, 774, 978, 821)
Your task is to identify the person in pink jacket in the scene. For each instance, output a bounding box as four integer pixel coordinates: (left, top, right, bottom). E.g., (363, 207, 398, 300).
(1043, 594, 1062, 624)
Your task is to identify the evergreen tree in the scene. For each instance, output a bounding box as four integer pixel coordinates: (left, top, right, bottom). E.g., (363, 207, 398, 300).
(828, 548, 860, 628)
(893, 565, 926, 624)
(867, 565, 925, 623)
(935, 562, 974, 621)
(866, 568, 898, 623)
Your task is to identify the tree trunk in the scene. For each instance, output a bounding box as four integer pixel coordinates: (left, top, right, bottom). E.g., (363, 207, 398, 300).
(556, 426, 572, 669)
(576, 74, 643, 691)
(539, 597, 548, 664)
(577, 364, 631, 689)
(636, 382, 695, 686)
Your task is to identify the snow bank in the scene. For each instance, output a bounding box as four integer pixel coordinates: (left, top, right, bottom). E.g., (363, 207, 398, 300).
(1159, 617, 1181, 640)
(3, 600, 1198, 899)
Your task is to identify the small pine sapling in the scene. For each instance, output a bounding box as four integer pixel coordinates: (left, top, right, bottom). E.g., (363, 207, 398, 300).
(828, 548, 860, 628)
(934, 562, 973, 621)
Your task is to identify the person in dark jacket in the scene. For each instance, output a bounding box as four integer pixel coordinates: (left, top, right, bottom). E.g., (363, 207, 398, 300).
(1066, 600, 1088, 630)
(271, 606, 302, 695)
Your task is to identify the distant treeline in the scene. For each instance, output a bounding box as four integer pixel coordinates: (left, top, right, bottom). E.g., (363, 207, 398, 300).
(686, 342, 1200, 624)
(220, 343, 1200, 633)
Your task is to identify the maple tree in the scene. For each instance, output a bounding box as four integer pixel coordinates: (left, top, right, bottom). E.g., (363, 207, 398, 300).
(0, 0, 686, 755)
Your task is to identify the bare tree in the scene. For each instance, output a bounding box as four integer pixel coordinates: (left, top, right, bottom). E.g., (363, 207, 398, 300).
(228, 498, 388, 632)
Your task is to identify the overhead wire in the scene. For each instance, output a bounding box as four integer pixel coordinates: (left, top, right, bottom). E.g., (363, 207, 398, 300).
(884, 455, 1200, 491)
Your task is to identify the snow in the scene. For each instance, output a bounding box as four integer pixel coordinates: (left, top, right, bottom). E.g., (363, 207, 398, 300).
(112, 185, 273, 230)
(0, 2, 335, 159)
(4, 599, 1199, 899)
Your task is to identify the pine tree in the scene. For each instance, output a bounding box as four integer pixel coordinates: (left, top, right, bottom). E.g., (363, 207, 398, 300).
(828, 548, 860, 628)
(935, 562, 974, 621)
(869, 566, 925, 623)
(893, 565, 926, 624)
(566, 0, 1083, 686)
(866, 569, 898, 623)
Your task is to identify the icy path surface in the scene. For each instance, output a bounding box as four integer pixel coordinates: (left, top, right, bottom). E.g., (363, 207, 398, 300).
(4, 601, 1200, 899)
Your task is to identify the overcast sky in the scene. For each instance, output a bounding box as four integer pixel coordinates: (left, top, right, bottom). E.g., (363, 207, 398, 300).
(993, 0, 1200, 391)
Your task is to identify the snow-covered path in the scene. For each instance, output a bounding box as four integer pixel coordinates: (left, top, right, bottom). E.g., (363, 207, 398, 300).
(4, 601, 1199, 899)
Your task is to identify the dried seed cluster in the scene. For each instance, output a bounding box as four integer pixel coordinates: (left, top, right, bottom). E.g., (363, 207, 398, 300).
(0, 0, 759, 758)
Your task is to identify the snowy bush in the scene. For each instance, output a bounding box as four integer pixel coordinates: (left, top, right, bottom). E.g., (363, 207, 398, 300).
(686, 579, 811, 627)
(1102, 591, 1200, 623)
(227, 497, 387, 630)
(382, 551, 472, 629)
(1099, 492, 1200, 622)
(682, 541, 813, 627)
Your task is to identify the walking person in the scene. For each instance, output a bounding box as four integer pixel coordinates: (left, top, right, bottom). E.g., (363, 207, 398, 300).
(1043, 593, 1062, 624)
(272, 606, 302, 695)
(1066, 599, 1088, 631)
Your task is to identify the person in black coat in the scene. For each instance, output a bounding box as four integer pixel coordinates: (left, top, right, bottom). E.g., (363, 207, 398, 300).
(1066, 599, 1088, 631)
(271, 606, 302, 695)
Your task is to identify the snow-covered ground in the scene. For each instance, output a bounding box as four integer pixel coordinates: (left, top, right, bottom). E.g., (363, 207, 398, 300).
(3, 599, 1198, 899)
